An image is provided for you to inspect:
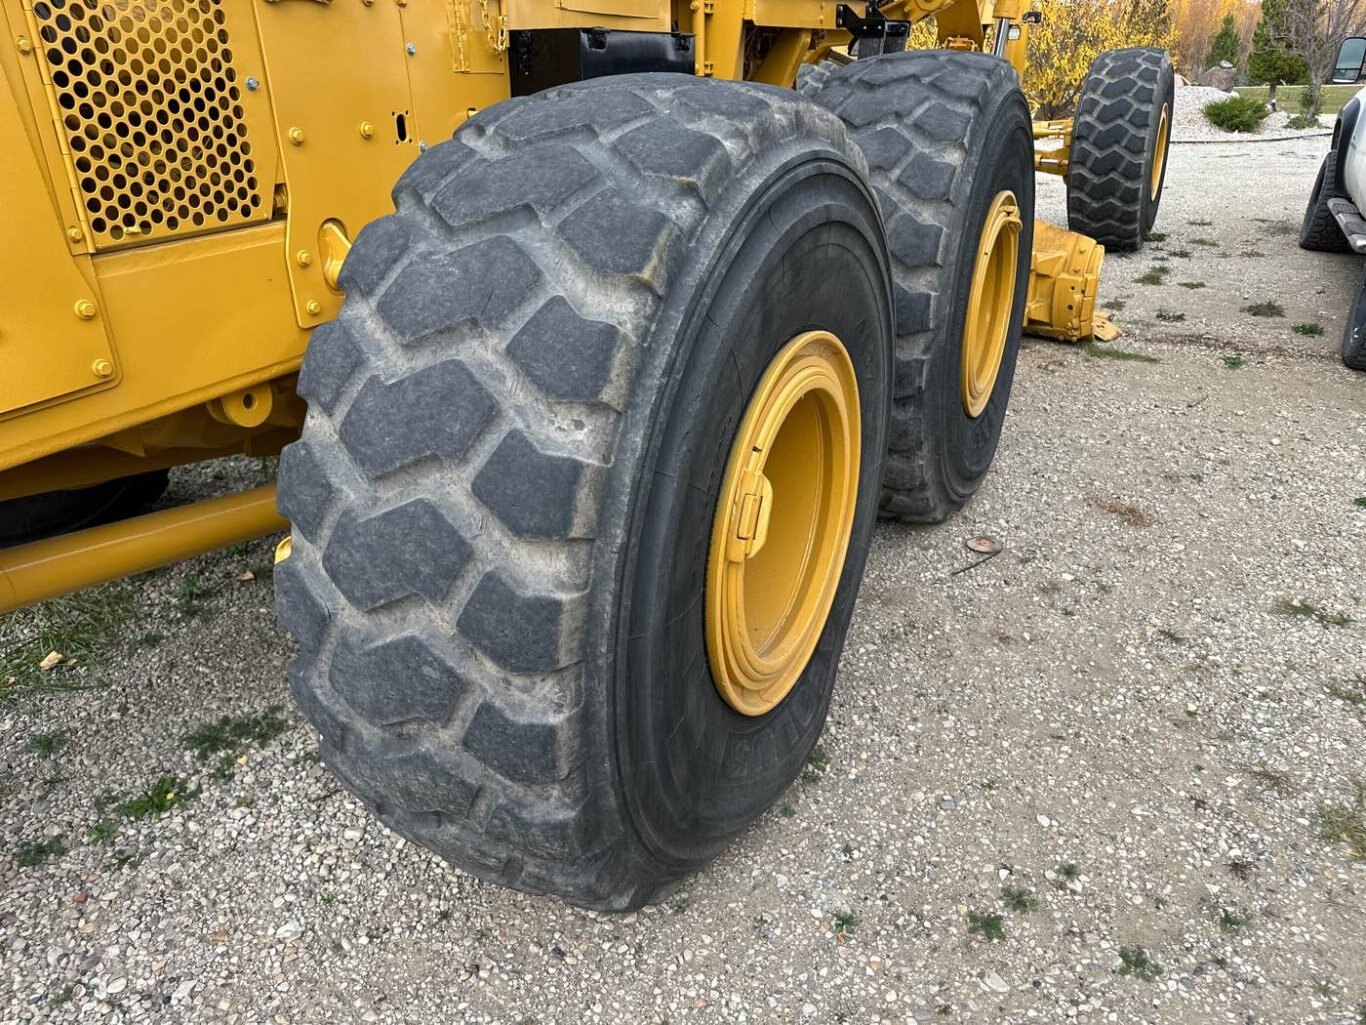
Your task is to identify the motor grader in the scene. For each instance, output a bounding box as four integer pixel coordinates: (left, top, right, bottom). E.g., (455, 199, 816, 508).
(0, 0, 1173, 907)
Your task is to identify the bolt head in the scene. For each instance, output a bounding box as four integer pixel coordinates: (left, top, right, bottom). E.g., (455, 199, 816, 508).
(246, 76, 260, 91)
(297, 250, 313, 268)
(305, 300, 323, 316)
(67, 226, 83, 243)
(92, 358, 114, 378)
(16, 36, 32, 54)
(359, 121, 375, 139)
(74, 299, 97, 320)
(288, 127, 305, 145)
(406, 42, 416, 55)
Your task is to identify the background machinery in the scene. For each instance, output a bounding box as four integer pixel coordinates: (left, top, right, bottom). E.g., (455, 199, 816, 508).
(0, 0, 1172, 906)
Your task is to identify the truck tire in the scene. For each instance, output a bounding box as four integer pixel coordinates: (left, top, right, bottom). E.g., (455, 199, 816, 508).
(275, 75, 895, 909)
(1300, 151, 1352, 253)
(0, 470, 169, 549)
(1343, 273, 1366, 370)
(796, 59, 839, 97)
(803, 52, 1034, 522)
(1067, 47, 1174, 252)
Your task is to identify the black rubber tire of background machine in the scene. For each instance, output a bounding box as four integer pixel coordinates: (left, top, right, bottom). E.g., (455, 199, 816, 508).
(1067, 47, 1174, 252)
(805, 51, 1035, 523)
(0, 470, 170, 549)
(1300, 151, 1352, 253)
(275, 75, 894, 910)
(1343, 272, 1366, 370)
(796, 59, 840, 97)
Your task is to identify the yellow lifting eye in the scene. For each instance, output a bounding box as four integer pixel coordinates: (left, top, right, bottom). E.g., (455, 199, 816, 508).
(704, 331, 861, 717)
(961, 190, 1023, 419)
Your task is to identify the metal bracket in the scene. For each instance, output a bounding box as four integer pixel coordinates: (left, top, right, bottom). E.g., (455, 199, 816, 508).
(834, 4, 910, 49)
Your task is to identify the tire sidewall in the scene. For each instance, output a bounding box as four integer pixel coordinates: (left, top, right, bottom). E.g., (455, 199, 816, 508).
(931, 93, 1035, 504)
(608, 152, 894, 869)
(1344, 274, 1366, 369)
(1141, 57, 1176, 235)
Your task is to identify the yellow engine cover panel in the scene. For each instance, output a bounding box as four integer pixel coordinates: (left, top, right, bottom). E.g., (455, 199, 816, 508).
(21, 0, 273, 251)
(0, 70, 114, 418)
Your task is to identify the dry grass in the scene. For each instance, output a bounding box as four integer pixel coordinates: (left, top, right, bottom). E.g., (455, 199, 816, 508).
(1089, 495, 1155, 528)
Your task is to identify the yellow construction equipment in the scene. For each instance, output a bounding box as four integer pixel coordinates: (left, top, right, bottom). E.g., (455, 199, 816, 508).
(1, 0, 1173, 907)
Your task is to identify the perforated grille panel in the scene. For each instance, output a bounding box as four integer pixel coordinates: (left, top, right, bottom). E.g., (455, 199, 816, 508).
(30, 0, 266, 248)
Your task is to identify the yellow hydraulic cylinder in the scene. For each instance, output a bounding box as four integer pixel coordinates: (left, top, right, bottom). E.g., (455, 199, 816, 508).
(0, 487, 286, 613)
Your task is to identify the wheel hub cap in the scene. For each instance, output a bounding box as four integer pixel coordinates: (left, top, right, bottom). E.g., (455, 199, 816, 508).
(961, 190, 1022, 419)
(705, 331, 860, 717)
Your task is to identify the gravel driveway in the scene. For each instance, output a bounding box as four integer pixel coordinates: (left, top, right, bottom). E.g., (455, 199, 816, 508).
(3, 135, 1365, 1025)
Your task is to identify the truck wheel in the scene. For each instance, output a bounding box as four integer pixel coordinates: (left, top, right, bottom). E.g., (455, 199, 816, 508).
(1067, 47, 1174, 252)
(1343, 274, 1366, 370)
(275, 75, 894, 909)
(796, 59, 840, 97)
(804, 52, 1034, 522)
(1300, 151, 1352, 253)
(0, 471, 169, 549)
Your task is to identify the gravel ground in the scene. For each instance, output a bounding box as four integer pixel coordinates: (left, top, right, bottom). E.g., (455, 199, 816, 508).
(1174, 83, 1335, 142)
(3, 138, 1365, 1025)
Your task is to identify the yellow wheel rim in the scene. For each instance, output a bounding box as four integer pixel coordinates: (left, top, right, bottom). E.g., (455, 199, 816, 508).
(1151, 103, 1170, 201)
(961, 190, 1022, 419)
(705, 331, 861, 717)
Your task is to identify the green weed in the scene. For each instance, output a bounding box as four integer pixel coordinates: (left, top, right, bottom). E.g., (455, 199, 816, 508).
(1293, 322, 1324, 336)
(967, 911, 1005, 940)
(1156, 310, 1186, 322)
(1117, 945, 1163, 981)
(25, 730, 69, 758)
(14, 835, 68, 868)
(115, 775, 200, 820)
(1001, 885, 1040, 913)
(1082, 343, 1161, 364)
(1178, 281, 1206, 289)
(1136, 265, 1171, 285)
(1244, 301, 1285, 317)
(1223, 356, 1245, 369)
(1272, 599, 1354, 628)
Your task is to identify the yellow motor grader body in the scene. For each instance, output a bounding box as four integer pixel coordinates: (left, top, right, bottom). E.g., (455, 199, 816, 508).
(0, 0, 1103, 609)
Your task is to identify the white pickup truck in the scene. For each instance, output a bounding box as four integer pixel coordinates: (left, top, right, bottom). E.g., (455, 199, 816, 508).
(1300, 38, 1366, 369)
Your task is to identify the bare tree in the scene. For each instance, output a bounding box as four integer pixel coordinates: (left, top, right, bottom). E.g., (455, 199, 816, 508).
(1282, 0, 1366, 114)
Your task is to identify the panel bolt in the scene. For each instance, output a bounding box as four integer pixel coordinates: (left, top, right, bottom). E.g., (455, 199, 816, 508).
(67, 226, 83, 243)
(359, 121, 375, 139)
(92, 359, 114, 378)
(288, 127, 305, 146)
(297, 250, 313, 267)
(305, 299, 322, 316)
(16, 36, 32, 54)
(406, 42, 416, 55)
(74, 299, 97, 320)
(418, 140, 428, 152)
(246, 76, 260, 91)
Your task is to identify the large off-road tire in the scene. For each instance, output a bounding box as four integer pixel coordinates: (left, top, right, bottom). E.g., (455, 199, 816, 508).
(796, 59, 840, 97)
(1067, 47, 1175, 252)
(0, 470, 169, 549)
(1343, 273, 1366, 370)
(804, 52, 1035, 522)
(275, 75, 895, 909)
(1300, 151, 1352, 253)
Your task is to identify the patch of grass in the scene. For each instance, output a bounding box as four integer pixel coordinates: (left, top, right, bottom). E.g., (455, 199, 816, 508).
(1203, 95, 1270, 133)
(1188, 219, 1214, 227)
(175, 576, 214, 618)
(1169, 248, 1192, 258)
(801, 744, 831, 784)
(1223, 356, 1245, 370)
(1215, 907, 1251, 934)
(1001, 885, 1040, 913)
(1236, 84, 1358, 115)
(1244, 301, 1285, 317)
(1227, 858, 1255, 881)
(1082, 343, 1161, 364)
(0, 586, 134, 702)
(1241, 248, 1266, 258)
(1105, 298, 1127, 311)
(1147, 232, 1168, 243)
(1136, 265, 1171, 285)
(1117, 945, 1164, 981)
(1177, 281, 1206, 289)
(1249, 767, 1296, 794)
(967, 911, 1006, 941)
(1056, 862, 1081, 881)
(1089, 494, 1155, 528)
(1316, 785, 1366, 862)
(1353, 496, 1366, 509)
(24, 729, 69, 758)
(1155, 310, 1185, 322)
(780, 804, 796, 818)
(1293, 322, 1323, 336)
(48, 984, 75, 1008)
(833, 912, 858, 937)
(184, 706, 291, 764)
(14, 835, 68, 868)
(1190, 237, 1219, 247)
(1272, 598, 1354, 628)
(114, 775, 200, 820)
(87, 819, 120, 845)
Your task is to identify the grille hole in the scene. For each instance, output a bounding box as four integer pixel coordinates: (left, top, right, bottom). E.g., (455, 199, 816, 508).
(393, 110, 408, 143)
